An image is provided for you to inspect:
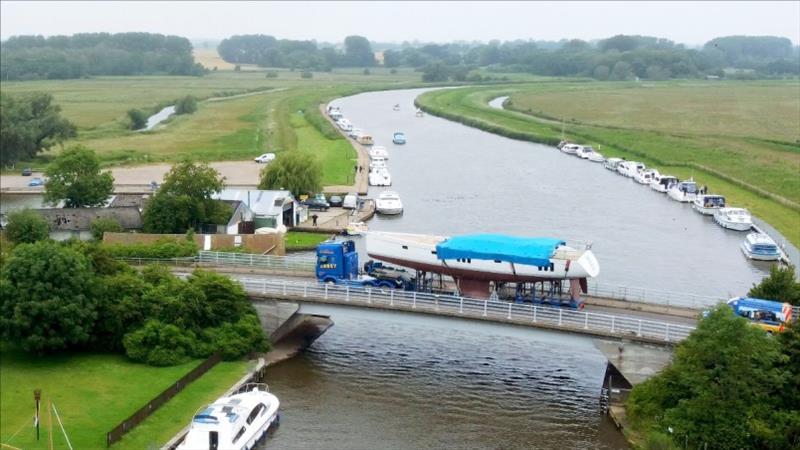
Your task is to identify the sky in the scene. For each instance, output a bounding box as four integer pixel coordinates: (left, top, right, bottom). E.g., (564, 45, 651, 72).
(1, 1, 799, 46)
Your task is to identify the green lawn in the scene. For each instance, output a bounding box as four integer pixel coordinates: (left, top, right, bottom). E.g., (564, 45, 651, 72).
(0, 346, 249, 449)
(285, 231, 331, 251)
(416, 83, 800, 247)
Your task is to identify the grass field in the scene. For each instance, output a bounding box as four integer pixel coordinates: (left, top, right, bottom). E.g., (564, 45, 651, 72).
(285, 231, 331, 251)
(0, 345, 249, 449)
(415, 82, 800, 247)
(0, 68, 421, 185)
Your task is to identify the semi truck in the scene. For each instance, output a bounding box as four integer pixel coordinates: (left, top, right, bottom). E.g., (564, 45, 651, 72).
(727, 297, 793, 333)
(316, 240, 415, 290)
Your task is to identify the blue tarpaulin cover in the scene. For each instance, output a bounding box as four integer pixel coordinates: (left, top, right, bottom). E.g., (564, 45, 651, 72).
(435, 234, 565, 266)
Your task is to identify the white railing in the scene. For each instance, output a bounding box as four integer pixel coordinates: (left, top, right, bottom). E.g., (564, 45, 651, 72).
(238, 278, 695, 344)
(128, 251, 729, 311)
(197, 251, 316, 272)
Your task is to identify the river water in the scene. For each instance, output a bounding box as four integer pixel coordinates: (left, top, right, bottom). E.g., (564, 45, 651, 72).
(262, 305, 629, 450)
(330, 88, 769, 298)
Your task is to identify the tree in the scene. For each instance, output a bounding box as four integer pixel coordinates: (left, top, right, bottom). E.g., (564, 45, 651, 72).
(187, 270, 251, 326)
(748, 265, 800, 305)
(628, 306, 785, 449)
(421, 62, 450, 82)
(90, 217, 122, 240)
(174, 95, 197, 115)
(0, 92, 76, 166)
(127, 108, 147, 130)
(593, 65, 610, 80)
(142, 161, 228, 233)
(4, 209, 49, 244)
(258, 151, 322, 197)
(123, 320, 198, 366)
(610, 61, 633, 80)
(1, 241, 98, 353)
(44, 145, 114, 207)
(344, 35, 375, 66)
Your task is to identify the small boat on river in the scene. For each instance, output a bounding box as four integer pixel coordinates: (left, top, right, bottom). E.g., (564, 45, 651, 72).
(604, 158, 623, 171)
(415, 109, 424, 117)
(392, 132, 406, 145)
(375, 191, 404, 215)
(740, 233, 781, 261)
(650, 174, 678, 193)
(714, 207, 753, 231)
(692, 194, 726, 215)
(393, 104, 400, 111)
(177, 383, 279, 450)
(369, 146, 389, 160)
(560, 143, 582, 155)
(634, 168, 659, 185)
(667, 180, 698, 202)
(617, 161, 644, 178)
(369, 168, 392, 186)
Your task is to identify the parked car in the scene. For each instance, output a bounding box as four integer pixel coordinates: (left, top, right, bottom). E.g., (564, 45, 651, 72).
(28, 177, 44, 187)
(21, 168, 32, 176)
(302, 198, 330, 211)
(342, 193, 358, 209)
(254, 153, 276, 163)
(329, 195, 343, 207)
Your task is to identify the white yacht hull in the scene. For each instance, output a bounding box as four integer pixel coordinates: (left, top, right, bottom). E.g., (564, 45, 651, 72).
(667, 189, 696, 202)
(713, 215, 752, 231)
(365, 232, 600, 282)
(692, 203, 719, 215)
(740, 242, 781, 261)
(376, 204, 403, 215)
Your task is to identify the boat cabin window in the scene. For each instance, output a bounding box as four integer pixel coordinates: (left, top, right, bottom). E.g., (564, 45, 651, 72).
(232, 426, 246, 444)
(247, 403, 266, 425)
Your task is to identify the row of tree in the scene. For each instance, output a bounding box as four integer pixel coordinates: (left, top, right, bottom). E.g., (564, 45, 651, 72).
(628, 265, 800, 449)
(217, 34, 375, 70)
(0, 32, 206, 80)
(0, 235, 267, 365)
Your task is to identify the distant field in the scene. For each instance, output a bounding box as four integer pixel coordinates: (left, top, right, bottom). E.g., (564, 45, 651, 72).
(193, 47, 238, 70)
(416, 82, 800, 247)
(509, 81, 800, 142)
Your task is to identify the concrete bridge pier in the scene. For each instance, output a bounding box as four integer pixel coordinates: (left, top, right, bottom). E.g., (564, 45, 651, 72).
(251, 298, 334, 363)
(594, 339, 674, 430)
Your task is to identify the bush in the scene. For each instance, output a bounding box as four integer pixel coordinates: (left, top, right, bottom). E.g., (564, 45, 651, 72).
(748, 264, 800, 305)
(390, 68, 398, 74)
(266, 71, 278, 78)
(363, 68, 370, 75)
(102, 238, 198, 258)
(91, 217, 122, 241)
(174, 95, 198, 115)
(127, 108, 147, 130)
(202, 315, 268, 360)
(300, 70, 313, 79)
(123, 320, 198, 366)
(4, 209, 49, 244)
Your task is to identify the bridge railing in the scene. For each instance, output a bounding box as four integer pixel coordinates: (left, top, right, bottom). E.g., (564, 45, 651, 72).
(239, 278, 695, 344)
(197, 251, 316, 272)
(585, 280, 725, 310)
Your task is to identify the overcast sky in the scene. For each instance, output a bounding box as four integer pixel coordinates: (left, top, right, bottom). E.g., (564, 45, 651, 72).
(2, 1, 799, 46)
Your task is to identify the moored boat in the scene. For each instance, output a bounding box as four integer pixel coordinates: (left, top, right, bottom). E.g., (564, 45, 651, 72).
(740, 233, 781, 261)
(604, 157, 623, 171)
(560, 143, 582, 155)
(634, 168, 659, 185)
(650, 174, 678, 193)
(713, 207, 753, 231)
(617, 161, 644, 178)
(177, 383, 279, 450)
(667, 180, 698, 202)
(692, 194, 726, 215)
(368, 146, 389, 160)
(375, 191, 403, 215)
(369, 168, 392, 186)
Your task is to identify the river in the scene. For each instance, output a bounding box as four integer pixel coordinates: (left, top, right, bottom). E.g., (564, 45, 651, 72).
(262, 305, 629, 450)
(329, 88, 770, 298)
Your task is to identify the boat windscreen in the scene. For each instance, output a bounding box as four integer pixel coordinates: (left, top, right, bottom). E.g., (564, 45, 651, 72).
(435, 234, 566, 266)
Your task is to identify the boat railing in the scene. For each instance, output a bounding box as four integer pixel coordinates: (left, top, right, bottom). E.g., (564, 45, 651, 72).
(235, 382, 270, 394)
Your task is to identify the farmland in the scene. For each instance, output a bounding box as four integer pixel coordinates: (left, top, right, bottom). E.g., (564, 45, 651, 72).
(415, 81, 800, 246)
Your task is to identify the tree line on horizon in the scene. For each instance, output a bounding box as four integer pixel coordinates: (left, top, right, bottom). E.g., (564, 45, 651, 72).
(1, 32, 797, 82)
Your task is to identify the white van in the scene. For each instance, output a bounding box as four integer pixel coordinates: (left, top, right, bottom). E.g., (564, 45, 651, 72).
(343, 193, 358, 209)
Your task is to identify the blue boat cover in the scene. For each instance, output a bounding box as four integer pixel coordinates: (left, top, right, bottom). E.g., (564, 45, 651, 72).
(435, 234, 565, 266)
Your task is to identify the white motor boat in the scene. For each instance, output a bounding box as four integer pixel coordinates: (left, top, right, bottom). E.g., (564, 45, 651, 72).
(713, 207, 753, 231)
(369, 146, 389, 160)
(575, 146, 592, 159)
(393, 104, 400, 111)
(634, 168, 659, 185)
(740, 233, 781, 261)
(369, 156, 387, 171)
(415, 109, 424, 117)
(369, 168, 392, 186)
(560, 144, 582, 155)
(667, 180, 698, 202)
(586, 151, 605, 162)
(650, 174, 678, 193)
(337, 118, 353, 132)
(375, 191, 403, 215)
(617, 161, 645, 178)
(346, 221, 369, 235)
(692, 194, 726, 215)
(177, 383, 279, 450)
(604, 158, 623, 171)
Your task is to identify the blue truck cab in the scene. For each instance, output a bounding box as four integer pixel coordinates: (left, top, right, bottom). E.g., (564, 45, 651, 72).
(316, 240, 360, 283)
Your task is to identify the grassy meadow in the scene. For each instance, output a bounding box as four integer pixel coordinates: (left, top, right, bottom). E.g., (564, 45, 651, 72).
(415, 81, 800, 247)
(0, 345, 249, 449)
(0, 68, 421, 184)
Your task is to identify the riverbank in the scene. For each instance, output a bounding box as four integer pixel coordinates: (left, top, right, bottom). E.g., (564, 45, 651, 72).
(414, 84, 800, 248)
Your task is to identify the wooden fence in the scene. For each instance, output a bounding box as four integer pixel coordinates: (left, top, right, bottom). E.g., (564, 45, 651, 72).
(106, 353, 222, 446)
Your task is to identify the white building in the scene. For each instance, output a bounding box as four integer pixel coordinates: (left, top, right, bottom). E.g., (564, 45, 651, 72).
(213, 189, 305, 232)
